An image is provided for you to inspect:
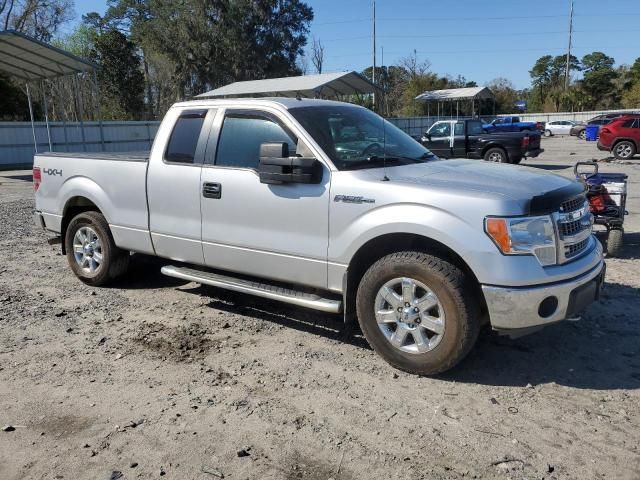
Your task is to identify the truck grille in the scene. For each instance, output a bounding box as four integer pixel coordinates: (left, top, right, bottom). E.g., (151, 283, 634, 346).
(555, 194, 592, 263)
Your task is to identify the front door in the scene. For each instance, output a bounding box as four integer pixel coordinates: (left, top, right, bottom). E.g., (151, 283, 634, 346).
(200, 108, 331, 289)
(425, 122, 452, 158)
(451, 121, 467, 158)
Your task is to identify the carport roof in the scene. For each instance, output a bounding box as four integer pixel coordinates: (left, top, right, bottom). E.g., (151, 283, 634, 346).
(197, 71, 382, 99)
(415, 86, 495, 102)
(0, 30, 96, 81)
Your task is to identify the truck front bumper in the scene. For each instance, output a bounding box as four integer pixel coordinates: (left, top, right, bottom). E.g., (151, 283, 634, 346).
(482, 259, 605, 333)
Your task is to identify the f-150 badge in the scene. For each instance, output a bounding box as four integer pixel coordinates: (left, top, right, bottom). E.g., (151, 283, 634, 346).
(334, 195, 375, 204)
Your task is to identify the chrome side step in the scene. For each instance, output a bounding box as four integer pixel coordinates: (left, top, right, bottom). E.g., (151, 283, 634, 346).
(161, 265, 342, 314)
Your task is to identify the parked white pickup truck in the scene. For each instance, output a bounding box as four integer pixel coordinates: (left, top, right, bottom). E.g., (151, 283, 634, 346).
(33, 98, 605, 375)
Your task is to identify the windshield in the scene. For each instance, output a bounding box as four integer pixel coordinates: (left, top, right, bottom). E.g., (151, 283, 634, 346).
(288, 105, 437, 170)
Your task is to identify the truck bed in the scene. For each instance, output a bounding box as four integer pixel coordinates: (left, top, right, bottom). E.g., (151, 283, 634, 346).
(34, 150, 153, 254)
(40, 151, 149, 162)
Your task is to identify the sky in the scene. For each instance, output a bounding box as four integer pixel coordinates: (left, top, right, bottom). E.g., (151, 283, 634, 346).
(71, 0, 640, 90)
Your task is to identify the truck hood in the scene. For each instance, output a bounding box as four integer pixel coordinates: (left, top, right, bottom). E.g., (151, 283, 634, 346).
(358, 159, 583, 214)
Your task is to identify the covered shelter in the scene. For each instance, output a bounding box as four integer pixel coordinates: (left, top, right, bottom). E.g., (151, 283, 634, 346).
(415, 86, 495, 119)
(0, 29, 103, 153)
(197, 71, 382, 100)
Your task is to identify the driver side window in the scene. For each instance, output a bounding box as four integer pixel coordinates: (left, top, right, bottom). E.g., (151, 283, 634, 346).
(429, 123, 451, 138)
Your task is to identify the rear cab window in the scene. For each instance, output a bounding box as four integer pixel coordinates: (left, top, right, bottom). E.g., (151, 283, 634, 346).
(164, 109, 212, 164)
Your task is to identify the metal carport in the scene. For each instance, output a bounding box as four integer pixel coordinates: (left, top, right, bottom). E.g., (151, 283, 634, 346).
(197, 71, 381, 100)
(415, 86, 496, 119)
(0, 29, 102, 153)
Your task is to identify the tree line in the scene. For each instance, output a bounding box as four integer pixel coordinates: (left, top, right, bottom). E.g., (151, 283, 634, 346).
(1, 1, 639, 122)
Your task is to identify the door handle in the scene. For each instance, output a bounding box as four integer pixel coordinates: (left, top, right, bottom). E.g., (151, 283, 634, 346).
(202, 182, 221, 199)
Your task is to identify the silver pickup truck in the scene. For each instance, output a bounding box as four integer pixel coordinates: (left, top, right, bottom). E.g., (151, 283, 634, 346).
(33, 98, 605, 375)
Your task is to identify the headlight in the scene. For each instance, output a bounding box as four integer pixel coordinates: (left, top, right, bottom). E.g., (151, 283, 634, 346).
(485, 216, 557, 266)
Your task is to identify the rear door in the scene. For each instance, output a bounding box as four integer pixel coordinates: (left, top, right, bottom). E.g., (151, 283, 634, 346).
(147, 107, 216, 264)
(199, 107, 331, 289)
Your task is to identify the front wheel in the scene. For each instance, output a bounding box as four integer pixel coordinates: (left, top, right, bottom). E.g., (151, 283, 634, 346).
(613, 141, 636, 160)
(544, 129, 552, 137)
(65, 211, 130, 286)
(355, 252, 480, 375)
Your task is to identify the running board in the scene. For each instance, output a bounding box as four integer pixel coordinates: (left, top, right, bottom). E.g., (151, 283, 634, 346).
(161, 265, 342, 314)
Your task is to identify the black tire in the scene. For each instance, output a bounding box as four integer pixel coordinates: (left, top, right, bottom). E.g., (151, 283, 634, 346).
(612, 141, 636, 160)
(544, 129, 552, 137)
(511, 156, 523, 164)
(606, 228, 624, 258)
(578, 129, 586, 140)
(484, 147, 508, 163)
(355, 252, 480, 375)
(64, 211, 129, 286)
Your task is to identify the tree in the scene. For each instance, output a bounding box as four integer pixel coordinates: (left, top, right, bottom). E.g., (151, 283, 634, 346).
(580, 52, 617, 109)
(311, 36, 324, 74)
(486, 77, 518, 114)
(622, 82, 640, 109)
(92, 29, 145, 119)
(0, 0, 74, 41)
(529, 54, 581, 111)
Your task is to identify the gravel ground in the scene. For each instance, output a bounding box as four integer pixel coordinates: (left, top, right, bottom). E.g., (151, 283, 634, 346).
(1, 136, 639, 480)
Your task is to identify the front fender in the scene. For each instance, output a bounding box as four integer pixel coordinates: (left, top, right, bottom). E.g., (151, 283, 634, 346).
(329, 202, 497, 276)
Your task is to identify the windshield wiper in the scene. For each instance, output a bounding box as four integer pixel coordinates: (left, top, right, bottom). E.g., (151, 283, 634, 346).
(341, 155, 432, 170)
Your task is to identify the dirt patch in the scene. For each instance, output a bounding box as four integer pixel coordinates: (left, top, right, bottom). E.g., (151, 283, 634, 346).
(32, 415, 92, 439)
(132, 321, 216, 362)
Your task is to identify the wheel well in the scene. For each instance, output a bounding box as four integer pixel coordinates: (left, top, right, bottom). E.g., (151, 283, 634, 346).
(343, 233, 486, 325)
(612, 138, 637, 149)
(482, 144, 507, 159)
(60, 196, 101, 254)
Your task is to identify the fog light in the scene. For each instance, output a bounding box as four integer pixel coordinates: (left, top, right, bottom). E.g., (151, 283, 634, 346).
(538, 296, 558, 318)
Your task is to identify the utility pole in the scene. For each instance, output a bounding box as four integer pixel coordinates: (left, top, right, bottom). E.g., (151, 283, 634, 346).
(564, 0, 574, 90)
(372, 0, 376, 110)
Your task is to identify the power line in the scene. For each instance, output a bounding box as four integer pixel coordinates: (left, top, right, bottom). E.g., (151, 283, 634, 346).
(321, 29, 640, 43)
(312, 12, 640, 26)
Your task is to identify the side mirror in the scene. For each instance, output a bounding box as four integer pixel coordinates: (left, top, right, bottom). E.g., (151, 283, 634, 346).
(421, 134, 431, 143)
(258, 142, 322, 185)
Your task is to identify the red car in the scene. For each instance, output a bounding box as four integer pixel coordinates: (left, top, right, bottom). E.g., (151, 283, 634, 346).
(597, 115, 640, 159)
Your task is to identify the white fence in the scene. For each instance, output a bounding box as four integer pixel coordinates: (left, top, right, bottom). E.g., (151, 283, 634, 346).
(516, 108, 639, 123)
(0, 121, 160, 169)
(1, 108, 637, 168)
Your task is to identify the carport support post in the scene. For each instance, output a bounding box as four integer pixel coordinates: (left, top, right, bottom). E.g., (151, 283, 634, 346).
(41, 80, 53, 152)
(73, 74, 87, 152)
(26, 82, 38, 154)
(471, 99, 475, 118)
(456, 100, 459, 119)
(92, 69, 106, 152)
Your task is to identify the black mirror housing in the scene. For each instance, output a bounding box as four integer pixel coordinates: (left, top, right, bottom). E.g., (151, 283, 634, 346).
(258, 142, 322, 185)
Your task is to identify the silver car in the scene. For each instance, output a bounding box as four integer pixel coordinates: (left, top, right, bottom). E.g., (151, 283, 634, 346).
(544, 120, 577, 137)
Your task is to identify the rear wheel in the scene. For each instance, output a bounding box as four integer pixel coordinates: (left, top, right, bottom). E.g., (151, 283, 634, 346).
(484, 147, 508, 163)
(606, 228, 624, 257)
(65, 211, 129, 286)
(355, 252, 480, 375)
(578, 130, 586, 140)
(613, 141, 636, 160)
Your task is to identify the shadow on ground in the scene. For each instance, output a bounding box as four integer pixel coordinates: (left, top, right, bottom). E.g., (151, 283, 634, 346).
(3, 174, 33, 182)
(522, 163, 572, 171)
(596, 231, 640, 260)
(185, 276, 639, 391)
